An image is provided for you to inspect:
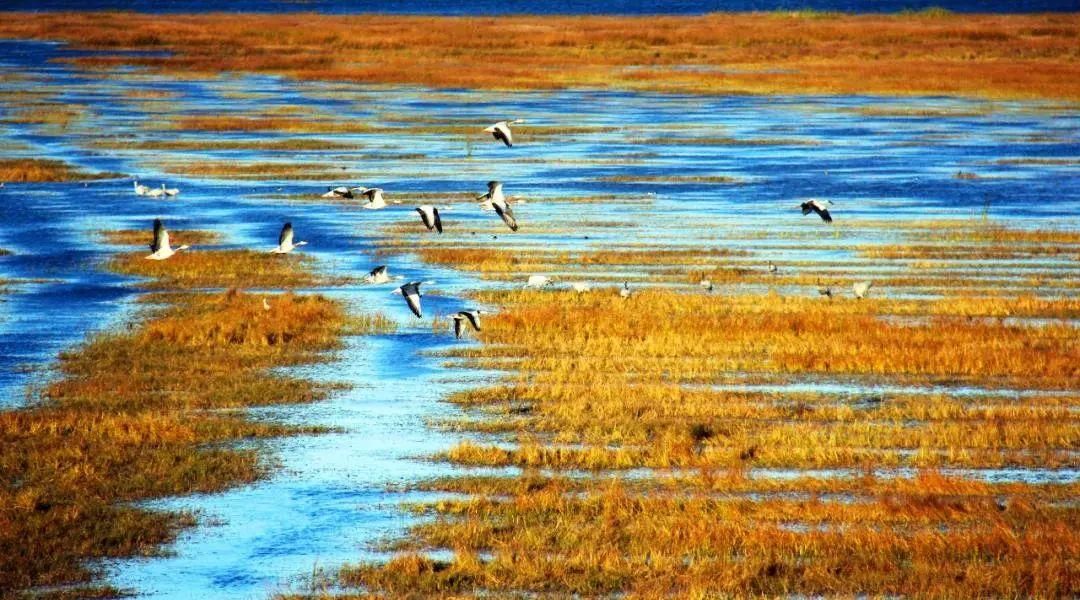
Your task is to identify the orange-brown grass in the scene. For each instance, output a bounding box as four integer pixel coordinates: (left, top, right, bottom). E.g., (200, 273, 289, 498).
(338, 477, 1076, 598)
(330, 215, 1080, 596)
(100, 228, 222, 246)
(90, 137, 363, 152)
(862, 243, 1080, 260)
(0, 158, 120, 182)
(108, 249, 349, 289)
(0, 13, 1078, 100)
(0, 289, 349, 594)
(156, 159, 357, 180)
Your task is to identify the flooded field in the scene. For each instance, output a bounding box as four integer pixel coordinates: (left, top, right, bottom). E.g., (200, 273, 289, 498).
(0, 37, 1077, 598)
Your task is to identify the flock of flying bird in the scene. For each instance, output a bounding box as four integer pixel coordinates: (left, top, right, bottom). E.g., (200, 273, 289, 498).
(139, 117, 871, 339)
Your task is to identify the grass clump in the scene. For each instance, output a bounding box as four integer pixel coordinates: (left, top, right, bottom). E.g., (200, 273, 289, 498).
(0, 289, 348, 593)
(107, 249, 348, 289)
(0, 158, 120, 182)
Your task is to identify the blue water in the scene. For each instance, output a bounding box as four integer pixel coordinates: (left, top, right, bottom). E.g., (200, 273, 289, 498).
(0, 37, 1077, 599)
(1, 0, 1077, 13)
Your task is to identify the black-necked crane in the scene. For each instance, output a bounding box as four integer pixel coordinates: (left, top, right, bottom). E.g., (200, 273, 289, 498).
(364, 265, 391, 284)
(270, 222, 307, 254)
(800, 199, 834, 223)
(619, 282, 632, 298)
(360, 187, 387, 209)
(146, 218, 189, 260)
(395, 281, 425, 318)
(483, 119, 523, 147)
(416, 205, 443, 233)
(452, 310, 482, 339)
(477, 181, 518, 231)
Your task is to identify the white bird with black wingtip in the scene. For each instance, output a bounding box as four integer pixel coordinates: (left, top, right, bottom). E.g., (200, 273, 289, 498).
(146, 218, 189, 260)
(359, 187, 387, 209)
(322, 186, 363, 199)
(416, 205, 443, 233)
(393, 281, 428, 318)
(452, 310, 482, 339)
(800, 199, 834, 223)
(477, 181, 518, 231)
(270, 222, 307, 254)
(364, 265, 391, 284)
(483, 119, 523, 147)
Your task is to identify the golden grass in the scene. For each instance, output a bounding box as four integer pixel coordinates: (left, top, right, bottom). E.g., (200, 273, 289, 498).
(0, 158, 120, 182)
(0, 13, 1078, 100)
(328, 221, 1079, 598)
(0, 289, 348, 593)
(108, 249, 349, 289)
(156, 159, 354, 180)
(100, 228, 222, 247)
(90, 137, 363, 152)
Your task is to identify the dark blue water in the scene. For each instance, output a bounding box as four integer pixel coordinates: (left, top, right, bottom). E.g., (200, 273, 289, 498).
(2, 0, 1077, 13)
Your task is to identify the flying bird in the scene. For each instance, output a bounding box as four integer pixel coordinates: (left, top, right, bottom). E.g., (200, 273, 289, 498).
(452, 310, 482, 339)
(853, 280, 873, 299)
(322, 186, 362, 199)
(416, 205, 443, 233)
(395, 281, 425, 318)
(483, 119, 523, 147)
(800, 199, 834, 223)
(477, 181, 518, 231)
(359, 187, 387, 209)
(270, 222, 307, 254)
(364, 265, 391, 284)
(146, 218, 189, 260)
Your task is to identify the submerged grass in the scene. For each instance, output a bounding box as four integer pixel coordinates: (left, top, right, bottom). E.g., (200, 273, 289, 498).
(0, 289, 348, 593)
(0, 158, 120, 182)
(326, 221, 1079, 598)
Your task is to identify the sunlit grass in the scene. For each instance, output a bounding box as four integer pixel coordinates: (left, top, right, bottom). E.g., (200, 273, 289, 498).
(100, 228, 222, 247)
(0, 158, 120, 182)
(108, 249, 349, 289)
(0, 13, 1077, 100)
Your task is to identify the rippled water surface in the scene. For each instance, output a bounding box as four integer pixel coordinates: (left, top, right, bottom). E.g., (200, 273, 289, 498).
(0, 39, 1077, 598)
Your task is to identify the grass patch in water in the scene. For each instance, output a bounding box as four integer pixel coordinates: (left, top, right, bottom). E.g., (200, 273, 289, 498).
(108, 249, 349, 289)
(0, 159, 121, 182)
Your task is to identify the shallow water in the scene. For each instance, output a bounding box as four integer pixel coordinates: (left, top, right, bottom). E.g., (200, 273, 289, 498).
(0, 39, 1078, 598)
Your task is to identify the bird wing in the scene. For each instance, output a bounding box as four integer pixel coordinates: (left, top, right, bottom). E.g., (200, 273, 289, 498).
(453, 316, 463, 339)
(416, 207, 433, 230)
(401, 284, 422, 318)
(816, 207, 833, 223)
(159, 226, 171, 252)
(279, 222, 293, 246)
(493, 126, 512, 147)
(461, 311, 481, 331)
(433, 208, 443, 234)
(493, 203, 518, 231)
(150, 218, 163, 252)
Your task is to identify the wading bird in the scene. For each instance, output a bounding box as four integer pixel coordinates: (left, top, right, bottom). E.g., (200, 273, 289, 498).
(262, 298, 271, 311)
(525, 275, 553, 289)
(700, 279, 714, 293)
(853, 280, 873, 299)
(416, 205, 443, 233)
(161, 183, 180, 197)
(394, 281, 425, 318)
(146, 218, 189, 260)
(800, 199, 834, 223)
(270, 222, 307, 254)
(364, 265, 391, 284)
(817, 279, 834, 299)
(134, 181, 151, 196)
(619, 282, 632, 298)
(483, 119, 523, 147)
(768, 261, 778, 275)
(452, 310, 482, 339)
(477, 181, 518, 231)
(571, 282, 591, 294)
(359, 187, 386, 209)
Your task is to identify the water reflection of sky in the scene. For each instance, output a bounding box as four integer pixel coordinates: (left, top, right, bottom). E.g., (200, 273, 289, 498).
(0, 39, 1077, 598)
